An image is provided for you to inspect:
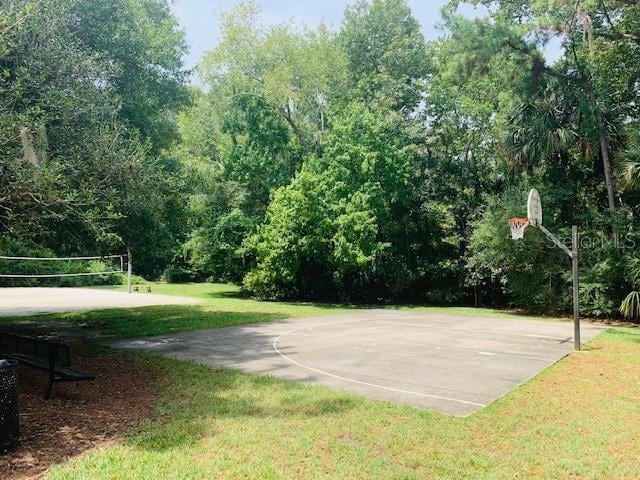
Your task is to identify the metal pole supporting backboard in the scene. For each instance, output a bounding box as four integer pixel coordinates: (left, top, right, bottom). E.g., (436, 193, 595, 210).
(535, 224, 581, 351)
(539, 225, 572, 257)
(572, 226, 581, 351)
(127, 249, 132, 294)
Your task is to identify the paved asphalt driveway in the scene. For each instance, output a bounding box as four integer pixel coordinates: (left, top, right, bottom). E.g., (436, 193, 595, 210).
(112, 309, 603, 416)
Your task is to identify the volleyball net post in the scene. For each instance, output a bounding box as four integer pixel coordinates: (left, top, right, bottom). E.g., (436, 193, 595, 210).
(127, 248, 133, 294)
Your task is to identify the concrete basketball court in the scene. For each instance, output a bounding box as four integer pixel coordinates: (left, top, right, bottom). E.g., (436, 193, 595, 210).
(0, 287, 200, 317)
(112, 310, 603, 416)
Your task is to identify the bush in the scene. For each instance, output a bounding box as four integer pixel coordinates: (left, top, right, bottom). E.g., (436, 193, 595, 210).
(162, 266, 195, 284)
(183, 208, 255, 283)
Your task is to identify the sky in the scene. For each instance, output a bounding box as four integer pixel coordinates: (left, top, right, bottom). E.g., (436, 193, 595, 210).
(170, 0, 489, 73)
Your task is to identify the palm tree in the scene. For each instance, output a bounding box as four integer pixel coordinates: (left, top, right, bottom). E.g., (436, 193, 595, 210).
(506, 98, 579, 174)
(620, 123, 640, 189)
(620, 291, 640, 320)
(619, 241, 640, 321)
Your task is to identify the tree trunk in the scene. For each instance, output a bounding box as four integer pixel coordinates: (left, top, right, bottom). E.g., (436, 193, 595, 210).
(599, 133, 617, 213)
(587, 89, 617, 213)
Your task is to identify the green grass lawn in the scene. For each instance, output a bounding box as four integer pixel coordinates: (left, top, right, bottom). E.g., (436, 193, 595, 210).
(46, 328, 640, 479)
(1, 282, 554, 339)
(2, 283, 639, 478)
(102, 281, 549, 318)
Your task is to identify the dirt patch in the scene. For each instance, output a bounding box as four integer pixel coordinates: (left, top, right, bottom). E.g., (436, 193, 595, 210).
(0, 352, 158, 479)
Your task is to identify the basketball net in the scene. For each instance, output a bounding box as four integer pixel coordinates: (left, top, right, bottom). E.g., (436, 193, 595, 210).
(509, 218, 530, 240)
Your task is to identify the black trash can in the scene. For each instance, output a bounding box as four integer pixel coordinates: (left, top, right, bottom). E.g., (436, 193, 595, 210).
(0, 358, 20, 451)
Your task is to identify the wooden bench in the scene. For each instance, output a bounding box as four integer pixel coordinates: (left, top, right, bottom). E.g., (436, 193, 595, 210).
(0, 332, 95, 399)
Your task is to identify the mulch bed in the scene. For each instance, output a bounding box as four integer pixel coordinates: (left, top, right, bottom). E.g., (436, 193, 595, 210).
(0, 351, 158, 479)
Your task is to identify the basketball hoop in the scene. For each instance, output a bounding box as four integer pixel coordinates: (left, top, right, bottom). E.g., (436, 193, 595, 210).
(508, 188, 582, 351)
(508, 188, 541, 241)
(509, 218, 530, 240)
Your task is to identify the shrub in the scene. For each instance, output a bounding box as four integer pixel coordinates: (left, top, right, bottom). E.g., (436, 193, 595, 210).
(162, 266, 195, 284)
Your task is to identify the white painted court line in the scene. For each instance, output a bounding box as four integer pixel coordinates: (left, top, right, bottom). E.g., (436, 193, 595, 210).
(272, 324, 486, 408)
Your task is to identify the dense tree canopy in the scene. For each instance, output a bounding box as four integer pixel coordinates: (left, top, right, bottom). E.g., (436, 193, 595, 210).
(0, 0, 190, 277)
(340, 0, 430, 110)
(2, 0, 640, 320)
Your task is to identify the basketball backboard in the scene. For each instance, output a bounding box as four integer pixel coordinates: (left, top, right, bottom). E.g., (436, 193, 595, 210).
(527, 189, 542, 226)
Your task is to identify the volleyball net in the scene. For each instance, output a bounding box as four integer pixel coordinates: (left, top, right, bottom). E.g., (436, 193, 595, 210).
(0, 253, 132, 291)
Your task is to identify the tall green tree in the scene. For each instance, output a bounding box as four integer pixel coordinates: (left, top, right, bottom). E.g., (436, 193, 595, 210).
(178, 3, 349, 282)
(0, 0, 190, 277)
(457, 0, 640, 213)
(244, 103, 453, 301)
(71, 0, 190, 153)
(200, 1, 348, 151)
(340, 0, 430, 110)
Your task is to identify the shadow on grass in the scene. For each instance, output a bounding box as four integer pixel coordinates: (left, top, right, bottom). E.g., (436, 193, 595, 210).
(578, 344, 603, 352)
(128, 355, 362, 451)
(203, 290, 251, 300)
(1, 305, 292, 341)
(76, 305, 292, 339)
(606, 327, 640, 344)
(278, 300, 362, 311)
